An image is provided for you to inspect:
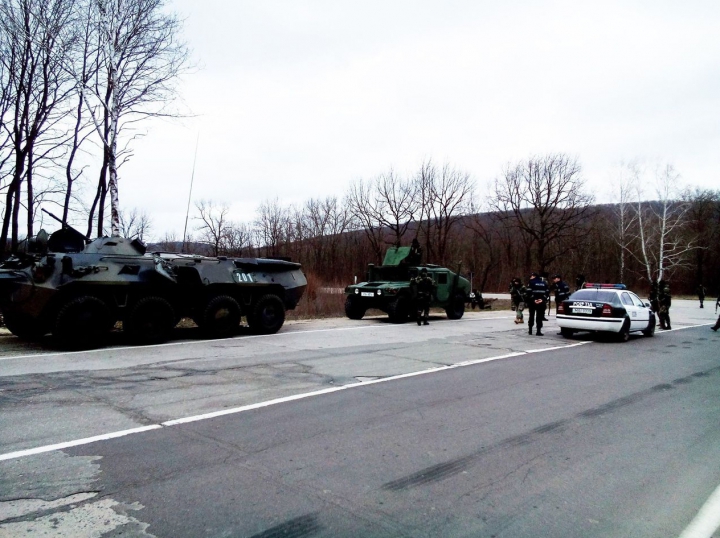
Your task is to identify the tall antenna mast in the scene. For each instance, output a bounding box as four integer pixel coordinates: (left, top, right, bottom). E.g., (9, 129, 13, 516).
(181, 133, 200, 253)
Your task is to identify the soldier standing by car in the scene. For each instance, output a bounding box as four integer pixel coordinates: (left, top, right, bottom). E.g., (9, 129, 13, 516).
(411, 268, 436, 326)
(697, 283, 707, 308)
(658, 279, 672, 330)
(509, 277, 526, 324)
(527, 271, 549, 336)
(649, 279, 659, 313)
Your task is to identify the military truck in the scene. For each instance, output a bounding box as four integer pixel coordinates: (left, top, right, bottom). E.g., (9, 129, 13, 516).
(0, 220, 306, 347)
(344, 246, 470, 323)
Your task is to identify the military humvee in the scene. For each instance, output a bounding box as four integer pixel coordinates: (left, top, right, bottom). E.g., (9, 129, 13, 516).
(343, 246, 470, 323)
(0, 222, 306, 347)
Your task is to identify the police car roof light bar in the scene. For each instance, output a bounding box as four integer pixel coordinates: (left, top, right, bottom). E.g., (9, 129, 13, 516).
(583, 283, 627, 290)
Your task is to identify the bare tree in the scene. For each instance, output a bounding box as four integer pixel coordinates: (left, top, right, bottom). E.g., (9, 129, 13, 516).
(83, 0, 189, 238)
(223, 222, 253, 257)
(0, 0, 79, 255)
(255, 197, 289, 258)
(155, 230, 180, 252)
(347, 169, 419, 263)
(375, 169, 418, 248)
(627, 163, 697, 282)
(194, 200, 230, 257)
(346, 178, 385, 263)
(464, 198, 501, 292)
(492, 154, 595, 273)
(610, 163, 638, 283)
(304, 196, 351, 274)
(118, 206, 151, 242)
(685, 188, 720, 287)
(422, 161, 473, 265)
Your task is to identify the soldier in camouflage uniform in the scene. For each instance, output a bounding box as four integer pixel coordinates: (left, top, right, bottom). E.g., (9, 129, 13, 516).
(697, 284, 707, 308)
(713, 296, 720, 332)
(657, 279, 672, 330)
(509, 277, 526, 324)
(411, 268, 436, 326)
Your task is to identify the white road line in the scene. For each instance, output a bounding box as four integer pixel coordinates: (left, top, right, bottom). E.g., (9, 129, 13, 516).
(0, 315, 511, 362)
(0, 425, 161, 462)
(679, 482, 720, 538)
(0, 341, 589, 461)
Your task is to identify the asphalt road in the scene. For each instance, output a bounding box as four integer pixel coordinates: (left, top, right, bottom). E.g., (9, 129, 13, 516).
(0, 300, 718, 537)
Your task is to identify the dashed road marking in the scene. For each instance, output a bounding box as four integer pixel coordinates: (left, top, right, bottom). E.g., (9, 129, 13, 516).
(0, 341, 589, 461)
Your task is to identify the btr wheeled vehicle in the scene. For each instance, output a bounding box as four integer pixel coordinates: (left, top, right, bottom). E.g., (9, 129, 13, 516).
(0, 220, 306, 348)
(343, 246, 471, 323)
(556, 283, 655, 341)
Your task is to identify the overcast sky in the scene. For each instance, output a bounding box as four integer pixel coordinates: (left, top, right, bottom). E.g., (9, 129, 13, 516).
(116, 0, 720, 239)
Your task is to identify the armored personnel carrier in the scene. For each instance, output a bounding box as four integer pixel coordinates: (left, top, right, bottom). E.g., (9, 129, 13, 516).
(344, 246, 470, 323)
(0, 217, 306, 347)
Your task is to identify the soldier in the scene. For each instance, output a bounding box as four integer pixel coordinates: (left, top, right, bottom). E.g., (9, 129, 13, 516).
(657, 279, 672, 330)
(713, 297, 720, 332)
(406, 238, 422, 265)
(411, 267, 435, 326)
(575, 274, 586, 292)
(649, 279, 659, 314)
(527, 271, 549, 336)
(552, 274, 570, 315)
(697, 283, 707, 308)
(509, 277, 526, 324)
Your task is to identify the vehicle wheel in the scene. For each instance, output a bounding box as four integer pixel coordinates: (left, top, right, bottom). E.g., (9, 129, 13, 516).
(200, 295, 241, 338)
(617, 318, 631, 342)
(445, 293, 466, 320)
(248, 294, 286, 334)
(344, 295, 366, 320)
(3, 310, 48, 340)
(386, 296, 410, 323)
(53, 296, 112, 348)
(125, 296, 176, 344)
(560, 327, 574, 338)
(642, 314, 656, 337)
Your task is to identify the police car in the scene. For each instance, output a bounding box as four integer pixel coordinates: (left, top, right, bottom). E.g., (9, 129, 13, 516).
(556, 283, 656, 342)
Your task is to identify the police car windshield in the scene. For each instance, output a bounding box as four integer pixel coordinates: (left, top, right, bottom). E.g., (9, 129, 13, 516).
(570, 290, 619, 303)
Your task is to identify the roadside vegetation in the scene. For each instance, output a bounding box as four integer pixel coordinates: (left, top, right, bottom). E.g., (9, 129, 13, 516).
(1, 0, 718, 310)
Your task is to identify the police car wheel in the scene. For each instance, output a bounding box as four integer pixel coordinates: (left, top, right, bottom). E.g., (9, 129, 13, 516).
(560, 327, 574, 338)
(617, 318, 631, 343)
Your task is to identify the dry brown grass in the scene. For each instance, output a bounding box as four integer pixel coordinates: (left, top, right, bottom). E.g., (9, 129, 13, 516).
(287, 272, 347, 320)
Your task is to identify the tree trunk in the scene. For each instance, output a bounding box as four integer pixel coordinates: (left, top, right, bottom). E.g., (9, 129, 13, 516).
(26, 150, 34, 238)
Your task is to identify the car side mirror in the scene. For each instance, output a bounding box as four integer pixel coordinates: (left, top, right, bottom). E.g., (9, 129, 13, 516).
(642, 300, 651, 308)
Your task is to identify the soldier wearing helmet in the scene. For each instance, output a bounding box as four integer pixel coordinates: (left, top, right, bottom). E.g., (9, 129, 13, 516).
(411, 267, 436, 326)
